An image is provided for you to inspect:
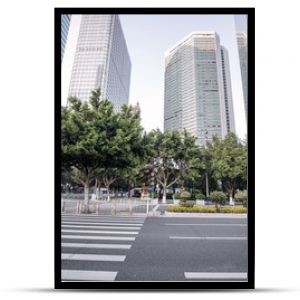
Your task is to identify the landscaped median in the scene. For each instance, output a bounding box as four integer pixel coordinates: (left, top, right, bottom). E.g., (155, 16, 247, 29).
(166, 205, 247, 214)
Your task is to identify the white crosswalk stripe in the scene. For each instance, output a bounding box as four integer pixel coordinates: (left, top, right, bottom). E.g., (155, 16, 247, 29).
(62, 218, 144, 224)
(61, 214, 146, 281)
(62, 270, 118, 281)
(62, 215, 145, 221)
(62, 253, 126, 262)
(62, 234, 136, 241)
(62, 243, 132, 249)
(61, 221, 144, 226)
(62, 229, 139, 235)
(62, 225, 141, 230)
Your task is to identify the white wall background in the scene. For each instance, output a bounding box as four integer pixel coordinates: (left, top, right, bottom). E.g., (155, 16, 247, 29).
(1, 0, 300, 299)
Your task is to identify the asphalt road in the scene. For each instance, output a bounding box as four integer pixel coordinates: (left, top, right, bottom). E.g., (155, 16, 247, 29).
(61, 213, 247, 282)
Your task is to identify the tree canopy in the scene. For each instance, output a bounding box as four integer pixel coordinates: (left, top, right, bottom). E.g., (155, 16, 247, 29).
(61, 89, 248, 208)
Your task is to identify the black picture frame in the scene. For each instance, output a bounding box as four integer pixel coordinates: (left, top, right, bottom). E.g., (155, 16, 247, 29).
(55, 7, 255, 290)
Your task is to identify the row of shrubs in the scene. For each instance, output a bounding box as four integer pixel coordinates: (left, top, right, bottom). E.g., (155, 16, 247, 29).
(174, 191, 247, 206)
(166, 205, 247, 214)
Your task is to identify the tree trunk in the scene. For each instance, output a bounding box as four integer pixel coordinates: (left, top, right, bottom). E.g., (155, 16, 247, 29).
(205, 172, 209, 197)
(95, 179, 99, 201)
(84, 182, 89, 213)
(128, 180, 131, 199)
(229, 188, 234, 206)
(162, 186, 167, 204)
(105, 183, 111, 202)
(107, 186, 111, 202)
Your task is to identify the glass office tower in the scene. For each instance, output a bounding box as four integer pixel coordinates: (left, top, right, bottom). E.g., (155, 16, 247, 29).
(61, 14, 71, 62)
(164, 32, 235, 145)
(221, 46, 236, 135)
(236, 32, 248, 118)
(68, 15, 131, 112)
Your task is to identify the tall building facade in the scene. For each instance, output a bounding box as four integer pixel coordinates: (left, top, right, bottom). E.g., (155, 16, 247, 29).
(221, 46, 236, 134)
(68, 15, 131, 112)
(237, 32, 248, 118)
(61, 14, 71, 61)
(164, 31, 235, 145)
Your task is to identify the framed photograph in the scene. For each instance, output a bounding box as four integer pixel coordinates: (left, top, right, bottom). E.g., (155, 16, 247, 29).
(55, 7, 254, 289)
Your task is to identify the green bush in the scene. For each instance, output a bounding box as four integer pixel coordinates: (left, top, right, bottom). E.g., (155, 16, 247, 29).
(173, 193, 181, 200)
(166, 193, 173, 199)
(235, 191, 247, 207)
(180, 191, 191, 200)
(166, 206, 217, 213)
(220, 207, 247, 214)
(179, 200, 195, 207)
(210, 191, 227, 206)
(195, 193, 205, 200)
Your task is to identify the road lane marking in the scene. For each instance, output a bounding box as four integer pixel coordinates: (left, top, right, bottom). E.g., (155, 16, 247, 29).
(62, 253, 126, 262)
(62, 225, 141, 230)
(184, 272, 247, 280)
(62, 269, 118, 281)
(62, 235, 135, 241)
(61, 243, 131, 249)
(62, 229, 138, 235)
(169, 236, 247, 240)
(165, 223, 246, 226)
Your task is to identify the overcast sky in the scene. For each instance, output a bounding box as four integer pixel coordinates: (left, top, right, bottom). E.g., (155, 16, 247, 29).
(62, 14, 247, 139)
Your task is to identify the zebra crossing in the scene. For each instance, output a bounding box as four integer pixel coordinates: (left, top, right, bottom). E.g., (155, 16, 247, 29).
(61, 214, 146, 281)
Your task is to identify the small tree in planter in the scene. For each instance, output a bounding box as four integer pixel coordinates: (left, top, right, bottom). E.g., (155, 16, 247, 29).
(173, 193, 181, 205)
(235, 191, 247, 207)
(180, 191, 192, 207)
(195, 193, 205, 200)
(195, 193, 205, 206)
(210, 191, 227, 212)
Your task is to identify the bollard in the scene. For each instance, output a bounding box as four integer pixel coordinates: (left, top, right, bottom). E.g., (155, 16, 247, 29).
(96, 203, 99, 215)
(61, 200, 65, 213)
(76, 201, 79, 214)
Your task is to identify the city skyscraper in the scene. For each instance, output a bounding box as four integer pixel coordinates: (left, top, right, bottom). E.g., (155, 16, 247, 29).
(237, 32, 248, 119)
(61, 15, 71, 61)
(221, 46, 236, 134)
(68, 15, 131, 112)
(164, 31, 235, 145)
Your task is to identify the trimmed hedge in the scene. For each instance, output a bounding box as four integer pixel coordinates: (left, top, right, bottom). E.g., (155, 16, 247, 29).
(173, 193, 181, 199)
(220, 207, 247, 214)
(210, 191, 227, 205)
(179, 200, 195, 207)
(167, 206, 217, 213)
(195, 193, 205, 200)
(180, 191, 191, 200)
(166, 205, 247, 213)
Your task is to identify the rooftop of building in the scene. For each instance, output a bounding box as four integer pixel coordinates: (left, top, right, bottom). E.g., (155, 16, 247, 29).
(164, 31, 218, 57)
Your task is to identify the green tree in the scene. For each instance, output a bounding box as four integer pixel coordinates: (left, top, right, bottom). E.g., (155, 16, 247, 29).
(95, 103, 145, 201)
(209, 133, 247, 204)
(61, 92, 102, 210)
(61, 89, 146, 210)
(146, 129, 198, 203)
(210, 191, 227, 211)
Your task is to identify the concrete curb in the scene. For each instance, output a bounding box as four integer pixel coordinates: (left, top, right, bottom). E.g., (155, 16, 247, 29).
(163, 212, 247, 218)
